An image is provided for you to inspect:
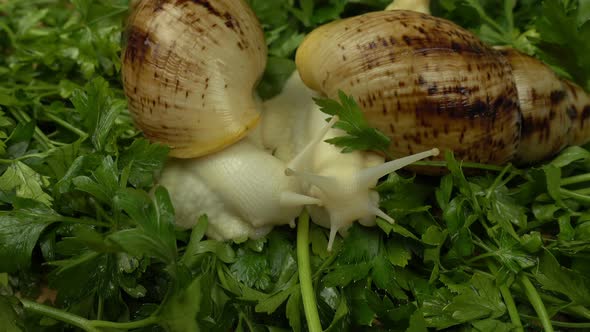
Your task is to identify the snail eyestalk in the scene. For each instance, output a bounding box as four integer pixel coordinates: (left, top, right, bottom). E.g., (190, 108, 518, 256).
(279, 192, 323, 207)
(287, 115, 339, 172)
(357, 148, 440, 186)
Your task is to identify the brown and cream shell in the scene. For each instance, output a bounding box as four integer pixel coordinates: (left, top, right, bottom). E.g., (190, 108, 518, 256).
(122, 0, 267, 158)
(296, 10, 590, 169)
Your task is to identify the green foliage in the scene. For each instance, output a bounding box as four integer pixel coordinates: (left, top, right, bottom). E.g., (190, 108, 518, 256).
(535, 0, 590, 90)
(2, 0, 590, 331)
(0, 162, 52, 206)
(315, 90, 391, 153)
(433, 0, 590, 91)
(231, 248, 273, 290)
(0, 202, 61, 272)
(535, 251, 590, 306)
(0, 295, 24, 332)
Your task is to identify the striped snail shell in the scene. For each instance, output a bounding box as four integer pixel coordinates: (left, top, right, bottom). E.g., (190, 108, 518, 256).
(295, 10, 590, 171)
(122, 0, 267, 158)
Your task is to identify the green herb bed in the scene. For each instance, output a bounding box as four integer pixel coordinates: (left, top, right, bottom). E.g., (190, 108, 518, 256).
(1, 0, 590, 331)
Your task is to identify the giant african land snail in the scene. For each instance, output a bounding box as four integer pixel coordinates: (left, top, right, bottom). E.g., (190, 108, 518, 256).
(121, 0, 437, 249)
(295, 2, 590, 171)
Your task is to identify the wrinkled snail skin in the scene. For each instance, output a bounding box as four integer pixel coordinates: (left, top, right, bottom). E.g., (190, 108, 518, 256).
(295, 10, 590, 171)
(158, 155, 273, 241)
(121, 0, 267, 158)
(158, 139, 305, 240)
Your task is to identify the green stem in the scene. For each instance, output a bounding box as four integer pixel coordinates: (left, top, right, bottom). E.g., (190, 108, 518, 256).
(87, 7, 128, 25)
(59, 216, 111, 228)
(560, 188, 590, 203)
(500, 284, 524, 332)
(0, 152, 52, 164)
(44, 112, 88, 138)
(297, 210, 323, 332)
(487, 261, 523, 332)
(312, 250, 339, 279)
(8, 108, 54, 151)
(520, 314, 590, 328)
(0, 21, 16, 47)
(91, 199, 117, 226)
(96, 296, 104, 321)
(465, 251, 497, 264)
(472, 234, 495, 253)
(519, 274, 554, 332)
(21, 299, 101, 332)
(412, 160, 505, 172)
(570, 188, 590, 195)
(469, 1, 507, 35)
(537, 292, 590, 320)
(561, 173, 590, 186)
(21, 298, 159, 331)
(485, 164, 512, 200)
(89, 316, 159, 330)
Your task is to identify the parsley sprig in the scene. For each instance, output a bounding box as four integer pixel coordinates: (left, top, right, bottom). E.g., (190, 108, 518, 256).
(315, 90, 391, 154)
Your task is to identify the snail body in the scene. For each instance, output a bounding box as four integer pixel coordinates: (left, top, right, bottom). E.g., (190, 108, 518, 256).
(158, 138, 311, 241)
(157, 149, 273, 241)
(296, 10, 590, 169)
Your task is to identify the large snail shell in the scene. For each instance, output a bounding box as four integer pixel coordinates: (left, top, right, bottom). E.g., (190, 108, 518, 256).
(296, 10, 521, 166)
(296, 10, 590, 168)
(122, 0, 267, 158)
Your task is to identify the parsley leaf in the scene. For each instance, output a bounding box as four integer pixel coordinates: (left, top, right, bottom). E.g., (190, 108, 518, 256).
(535, 251, 590, 306)
(119, 139, 169, 189)
(159, 275, 204, 332)
(423, 274, 506, 328)
(0, 161, 52, 206)
(535, 0, 590, 90)
(433, 0, 538, 54)
(0, 295, 24, 332)
(0, 202, 60, 272)
(48, 251, 117, 304)
(73, 156, 119, 205)
(70, 77, 127, 152)
(230, 248, 272, 291)
(110, 187, 177, 265)
(315, 90, 391, 153)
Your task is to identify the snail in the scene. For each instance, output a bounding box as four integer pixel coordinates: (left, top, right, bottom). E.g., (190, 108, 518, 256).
(121, 0, 438, 249)
(121, 0, 306, 240)
(295, 8, 590, 172)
